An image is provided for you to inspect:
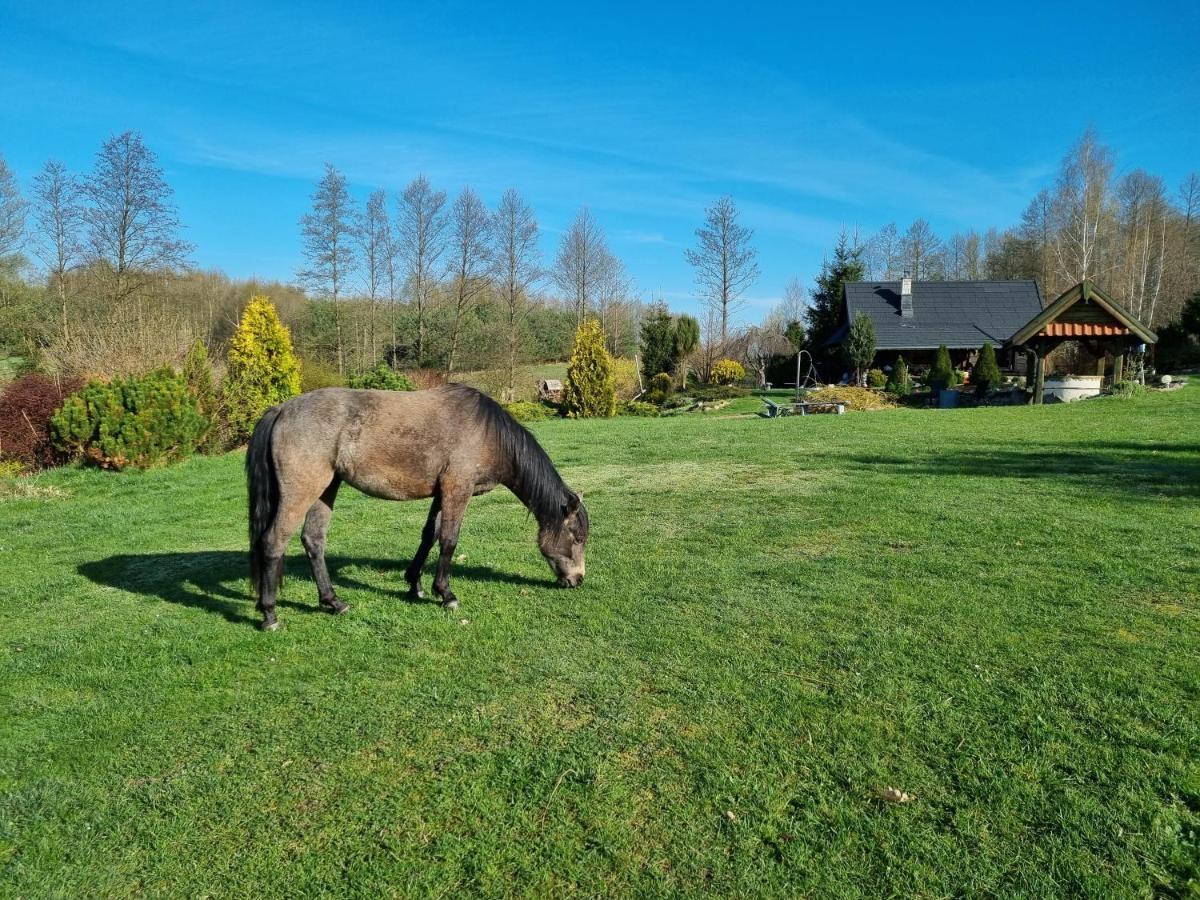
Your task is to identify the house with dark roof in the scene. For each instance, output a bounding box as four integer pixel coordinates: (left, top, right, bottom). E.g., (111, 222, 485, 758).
(828, 277, 1158, 399)
(833, 277, 1045, 369)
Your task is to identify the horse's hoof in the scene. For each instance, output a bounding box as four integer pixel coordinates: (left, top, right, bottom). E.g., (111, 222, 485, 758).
(409, 587, 425, 600)
(260, 620, 280, 632)
(322, 598, 350, 615)
(441, 599, 459, 611)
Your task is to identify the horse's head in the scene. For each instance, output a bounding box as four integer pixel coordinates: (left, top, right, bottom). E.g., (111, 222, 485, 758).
(538, 490, 588, 588)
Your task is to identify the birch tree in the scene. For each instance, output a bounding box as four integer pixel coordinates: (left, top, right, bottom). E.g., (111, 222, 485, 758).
(685, 195, 759, 344)
(899, 219, 944, 280)
(491, 188, 542, 401)
(31, 161, 83, 344)
(1051, 127, 1115, 286)
(358, 188, 391, 364)
(0, 154, 26, 270)
(396, 175, 448, 365)
(297, 163, 357, 374)
(445, 186, 492, 376)
(84, 132, 191, 306)
(553, 206, 610, 325)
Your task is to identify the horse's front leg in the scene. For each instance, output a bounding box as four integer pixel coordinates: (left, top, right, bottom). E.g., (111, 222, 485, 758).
(405, 495, 441, 600)
(432, 486, 471, 611)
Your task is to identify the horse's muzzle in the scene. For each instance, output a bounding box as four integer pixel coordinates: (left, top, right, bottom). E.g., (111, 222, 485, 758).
(559, 574, 583, 588)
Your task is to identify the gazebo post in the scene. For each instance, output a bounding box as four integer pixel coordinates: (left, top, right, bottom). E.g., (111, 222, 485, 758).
(1113, 349, 1125, 383)
(1032, 344, 1046, 405)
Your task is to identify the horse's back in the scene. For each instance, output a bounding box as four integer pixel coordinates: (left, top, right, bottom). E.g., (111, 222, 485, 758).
(268, 386, 487, 502)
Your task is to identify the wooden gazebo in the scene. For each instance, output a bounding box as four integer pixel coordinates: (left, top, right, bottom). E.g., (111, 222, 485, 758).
(1006, 281, 1157, 404)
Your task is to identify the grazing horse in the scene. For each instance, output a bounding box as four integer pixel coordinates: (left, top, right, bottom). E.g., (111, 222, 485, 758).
(246, 384, 589, 631)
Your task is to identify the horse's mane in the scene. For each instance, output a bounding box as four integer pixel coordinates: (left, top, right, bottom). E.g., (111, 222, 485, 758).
(441, 384, 582, 533)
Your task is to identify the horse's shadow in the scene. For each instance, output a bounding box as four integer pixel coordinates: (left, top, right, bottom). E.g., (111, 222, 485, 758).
(78, 551, 548, 626)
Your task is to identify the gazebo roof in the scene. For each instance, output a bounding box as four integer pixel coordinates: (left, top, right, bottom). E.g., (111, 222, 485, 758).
(1007, 281, 1157, 347)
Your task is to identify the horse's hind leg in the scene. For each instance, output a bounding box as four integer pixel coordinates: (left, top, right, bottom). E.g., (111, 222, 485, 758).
(404, 495, 441, 600)
(302, 477, 348, 615)
(258, 495, 317, 631)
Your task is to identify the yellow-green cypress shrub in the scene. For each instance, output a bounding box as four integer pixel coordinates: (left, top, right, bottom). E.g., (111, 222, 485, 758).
(563, 319, 617, 418)
(223, 296, 301, 439)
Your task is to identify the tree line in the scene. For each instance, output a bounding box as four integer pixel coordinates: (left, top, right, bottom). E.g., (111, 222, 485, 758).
(1, 126, 1196, 396)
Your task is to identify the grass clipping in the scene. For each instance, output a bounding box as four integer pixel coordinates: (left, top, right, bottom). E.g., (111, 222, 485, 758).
(805, 386, 896, 411)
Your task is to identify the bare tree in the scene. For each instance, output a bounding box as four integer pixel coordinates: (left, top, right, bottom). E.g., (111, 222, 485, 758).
(358, 188, 391, 364)
(84, 132, 191, 308)
(595, 251, 632, 353)
(491, 188, 542, 401)
(298, 163, 357, 374)
(31, 161, 83, 344)
(396, 175, 448, 366)
(0, 154, 27, 270)
(685, 195, 759, 344)
(865, 222, 901, 279)
(1051, 127, 1115, 286)
(553, 206, 612, 325)
(899, 219, 944, 280)
(445, 186, 492, 376)
(1020, 189, 1055, 292)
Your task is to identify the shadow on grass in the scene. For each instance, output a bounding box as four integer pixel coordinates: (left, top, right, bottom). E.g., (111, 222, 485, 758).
(844, 441, 1200, 497)
(78, 551, 550, 626)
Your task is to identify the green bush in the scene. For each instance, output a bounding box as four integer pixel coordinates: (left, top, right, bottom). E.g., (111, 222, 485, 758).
(647, 372, 673, 405)
(300, 359, 347, 392)
(620, 400, 660, 417)
(710, 359, 746, 385)
(563, 319, 617, 418)
(867, 368, 887, 389)
(181, 340, 221, 452)
(886, 356, 912, 396)
(349, 363, 416, 391)
(51, 368, 209, 470)
(503, 400, 555, 423)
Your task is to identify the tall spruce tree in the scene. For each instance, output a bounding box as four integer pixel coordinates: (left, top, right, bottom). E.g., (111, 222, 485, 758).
(845, 311, 876, 385)
(807, 230, 865, 371)
(639, 302, 675, 383)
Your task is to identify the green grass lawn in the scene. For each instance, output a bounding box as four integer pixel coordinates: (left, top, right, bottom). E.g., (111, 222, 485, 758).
(2, 388, 1198, 896)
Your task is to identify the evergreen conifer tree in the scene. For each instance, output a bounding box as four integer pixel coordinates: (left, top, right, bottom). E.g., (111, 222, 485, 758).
(971, 342, 1002, 395)
(181, 339, 219, 451)
(563, 318, 617, 418)
(930, 344, 956, 390)
(223, 296, 302, 439)
(886, 355, 912, 395)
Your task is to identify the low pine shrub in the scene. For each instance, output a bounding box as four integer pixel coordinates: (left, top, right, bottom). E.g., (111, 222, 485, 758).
(0, 374, 81, 470)
(971, 343, 1002, 396)
(349, 364, 416, 391)
(620, 400, 660, 417)
(503, 400, 555, 423)
(51, 368, 209, 470)
(646, 372, 673, 405)
(867, 368, 887, 389)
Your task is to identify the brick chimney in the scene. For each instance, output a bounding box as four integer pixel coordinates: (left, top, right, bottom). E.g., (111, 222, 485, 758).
(900, 271, 913, 318)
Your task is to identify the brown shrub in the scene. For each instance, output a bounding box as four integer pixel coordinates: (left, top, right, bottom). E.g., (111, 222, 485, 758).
(407, 368, 446, 390)
(0, 374, 83, 470)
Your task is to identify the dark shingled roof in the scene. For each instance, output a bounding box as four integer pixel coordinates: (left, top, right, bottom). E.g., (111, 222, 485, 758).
(840, 280, 1044, 350)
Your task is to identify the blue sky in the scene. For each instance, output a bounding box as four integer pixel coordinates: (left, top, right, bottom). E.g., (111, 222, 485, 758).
(2, 0, 1197, 323)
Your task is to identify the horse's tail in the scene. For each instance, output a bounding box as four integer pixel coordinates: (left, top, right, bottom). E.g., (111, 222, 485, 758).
(247, 405, 284, 596)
